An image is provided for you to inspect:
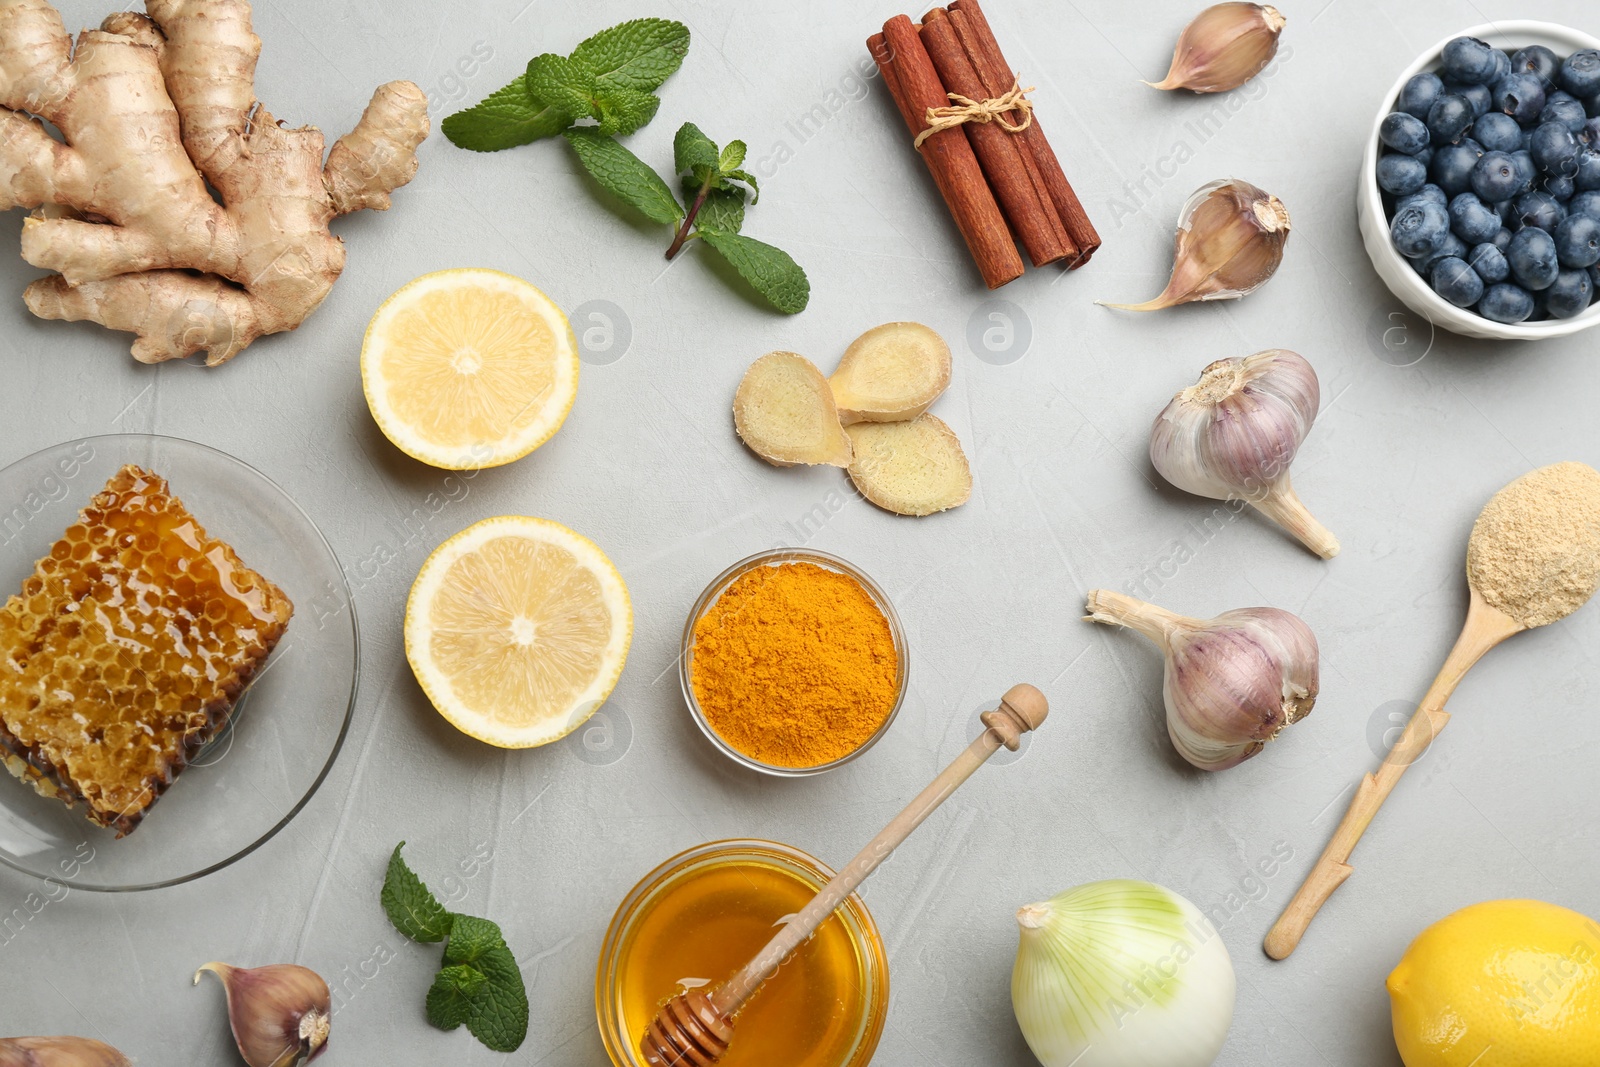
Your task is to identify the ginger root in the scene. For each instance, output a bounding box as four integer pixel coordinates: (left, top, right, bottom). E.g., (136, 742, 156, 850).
(0, 0, 428, 365)
(829, 321, 952, 424)
(845, 414, 972, 517)
(733, 352, 854, 468)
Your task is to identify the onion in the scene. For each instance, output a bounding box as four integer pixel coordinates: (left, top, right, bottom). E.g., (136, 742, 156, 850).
(1011, 880, 1236, 1067)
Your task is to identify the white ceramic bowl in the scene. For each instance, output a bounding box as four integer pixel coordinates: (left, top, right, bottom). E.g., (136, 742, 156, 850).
(1358, 21, 1600, 341)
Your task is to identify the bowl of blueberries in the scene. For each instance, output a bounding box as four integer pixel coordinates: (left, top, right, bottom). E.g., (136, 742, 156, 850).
(1360, 23, 1600, 339)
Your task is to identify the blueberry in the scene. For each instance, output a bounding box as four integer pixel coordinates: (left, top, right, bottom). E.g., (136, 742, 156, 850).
(1399, 183, 1448, 210)
(1576, 149, 1600, 192)
(1493, 72, 1546, 124)
(1512, 45, 1561, 88)
(1381, 111, 1431, 155)
(1449, 191, 1502, 243)
(1544, 268, 1594, 317)
(1428, 94, 1476, 144)
(1414, 144, 1435, 168)
(1433, 142, 1485, 195)
(1469, 241, 1511, 282)
(1473, 111, 1523, 153)
(1392, 198, 1452, 258)
(1540, 94, 1589, 133)
(1493, 226, 1514, 250)
(1514, 190, 1567, 232)
(1488, 48, 1512, 86)
(1430, 256, 1485, 306)
(1531, 122, 1580, 176)
(1560, 49, 1600, 98)
(1441, 37, 1500, 85)
(1470, 150, 1521, 202)
(1398, 71, 1445, 119)
(1555, 213, 1600, 267)
(1572, 190, 1600, 219)
(1448, 81, 1493, 118)
(1378, 153, 1428, 195)
(1508, 226, 1560, 288)
(1587, 93, 1600, 120)
(1510, 149, 1538, 193)
(1412, 232, 1469, 277)
(1479, 282, 1537, 322)
(1545, 174, 1577, 200)
(1521, 127, 1536, 151)
(1591, 264, 1600, 289)
(1582, 117, 1600, 146)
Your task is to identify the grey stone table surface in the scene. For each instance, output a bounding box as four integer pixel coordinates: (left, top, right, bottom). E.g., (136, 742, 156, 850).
(3, 0, 1599, 1064)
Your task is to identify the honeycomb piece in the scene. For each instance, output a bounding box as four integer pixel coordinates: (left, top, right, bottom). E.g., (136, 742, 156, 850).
(0, 466, 293, 836)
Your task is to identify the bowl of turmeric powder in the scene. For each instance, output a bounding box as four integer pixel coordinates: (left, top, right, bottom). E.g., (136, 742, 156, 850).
(680, 549, 908, 776)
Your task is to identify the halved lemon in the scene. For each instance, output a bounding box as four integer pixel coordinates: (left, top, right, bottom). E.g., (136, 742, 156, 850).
(405, 516, 632, 748)
(362, 269, 579, 470)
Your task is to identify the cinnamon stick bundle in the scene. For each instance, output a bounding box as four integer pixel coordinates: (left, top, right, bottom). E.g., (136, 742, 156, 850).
(869, 0, 1100, 287)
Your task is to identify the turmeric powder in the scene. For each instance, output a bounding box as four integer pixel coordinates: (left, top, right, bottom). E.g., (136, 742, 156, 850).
(690, 561, 900, 768)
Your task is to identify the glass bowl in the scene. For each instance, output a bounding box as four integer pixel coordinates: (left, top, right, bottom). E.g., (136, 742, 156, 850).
(0, 434, 358, 891)
(1358, 21, 1600, 341)
(595, 839, 889, 1067)
(679, 548, 908, 777)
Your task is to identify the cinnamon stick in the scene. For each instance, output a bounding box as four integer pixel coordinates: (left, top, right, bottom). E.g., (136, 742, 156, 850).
(871, 17, 1024, 289)
(919, 8, 1075, 267)
(947, 0, 1101, 265)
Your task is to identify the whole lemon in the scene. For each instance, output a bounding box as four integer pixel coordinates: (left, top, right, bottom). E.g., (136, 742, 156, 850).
(1388, 899, 1600, 1067)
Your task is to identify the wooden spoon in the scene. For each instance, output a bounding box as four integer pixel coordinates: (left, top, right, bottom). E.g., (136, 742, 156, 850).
(640, 683, 1049, 1066)
(1266, 462, 1600, 960)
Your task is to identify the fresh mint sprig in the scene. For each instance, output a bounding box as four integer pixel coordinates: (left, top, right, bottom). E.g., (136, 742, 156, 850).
(442, 18, 689, 150)
(382, 843, 529, 1053)
(564, 123, 808, 313)
(443, 18, 808, 314)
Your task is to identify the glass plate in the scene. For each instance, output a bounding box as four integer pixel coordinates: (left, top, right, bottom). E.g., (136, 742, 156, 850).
(0, 435, 358, 891)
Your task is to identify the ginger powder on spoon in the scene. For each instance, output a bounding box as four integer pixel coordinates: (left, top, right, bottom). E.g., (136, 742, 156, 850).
(1466, 461, 1600, 628)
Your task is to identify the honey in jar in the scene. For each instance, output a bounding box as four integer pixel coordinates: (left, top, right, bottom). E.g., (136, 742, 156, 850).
(597, 840, 888, 1067)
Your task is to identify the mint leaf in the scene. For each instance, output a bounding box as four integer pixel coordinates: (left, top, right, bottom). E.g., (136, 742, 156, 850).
(596, 86, 660, 137)
(442, 76, 569, 151)
(426, 964, 485, 1031)
(700, 231, 810, 313)
(464, 941, 529, 1052)
(674, 122, 720, 183)
(719, 140, 747, 173)
(694, 185, 745, 235)
(572, 18, 690, 93)
(381, 843, 453, 943)
(564, 128, 684, 225)
(443, 914, 505, 967)
(525, 53, 595, 121)
(724, 168, 760, 203)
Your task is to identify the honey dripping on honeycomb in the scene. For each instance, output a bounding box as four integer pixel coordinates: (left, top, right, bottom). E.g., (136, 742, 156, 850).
(0, 466, 292, 836)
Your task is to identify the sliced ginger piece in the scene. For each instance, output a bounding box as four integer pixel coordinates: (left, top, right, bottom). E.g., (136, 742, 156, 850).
(845, 413, 972, 516)
(829, 322, 952, 424)
(733, 352, 854, 468)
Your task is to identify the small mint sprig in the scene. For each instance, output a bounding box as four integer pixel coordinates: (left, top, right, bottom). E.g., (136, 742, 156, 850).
(442, 18, 690, 149)
(382, 843, 529, 1053)
(563, 123, 808, 314)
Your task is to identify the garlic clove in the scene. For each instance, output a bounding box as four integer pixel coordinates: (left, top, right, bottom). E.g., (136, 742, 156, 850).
(195, 962, 332, 1067)
(1100, 179, 1289, 311)
(1147, 3, 1287, 93)
(1084, 590, 1318, 771)
(0, 1037, 131, 1067)
(1149, 349, 1339, 558)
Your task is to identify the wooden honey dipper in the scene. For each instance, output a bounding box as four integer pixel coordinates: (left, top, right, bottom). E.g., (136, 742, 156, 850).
(640, 683, 1049, 1066)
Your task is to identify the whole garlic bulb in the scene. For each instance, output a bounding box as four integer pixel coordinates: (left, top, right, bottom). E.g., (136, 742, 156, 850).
(0, 1037, 131, 1067)
(1085, 589, 1318, 770)
(195, 962, 331, 1067)
(1150, 348, 1339, 559)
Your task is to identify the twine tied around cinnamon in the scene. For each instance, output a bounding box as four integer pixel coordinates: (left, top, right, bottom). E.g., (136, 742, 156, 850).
(912, 79, 1035, 149)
